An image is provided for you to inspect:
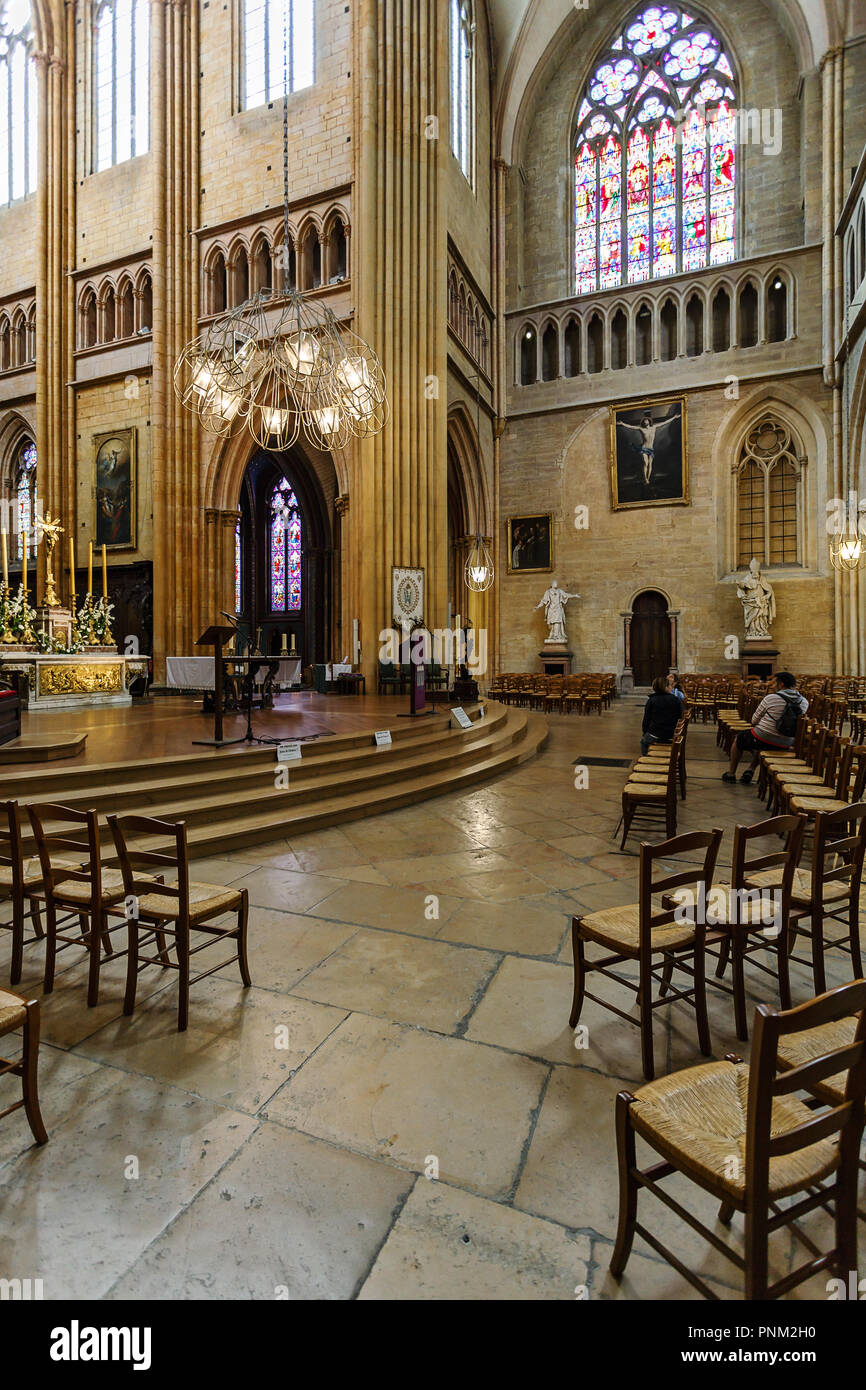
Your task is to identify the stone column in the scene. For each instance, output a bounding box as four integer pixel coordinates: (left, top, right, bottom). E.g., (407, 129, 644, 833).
(353, 0, 448, 690)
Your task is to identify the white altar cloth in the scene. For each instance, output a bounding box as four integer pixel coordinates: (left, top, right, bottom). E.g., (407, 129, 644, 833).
(166, 657, 302, 690)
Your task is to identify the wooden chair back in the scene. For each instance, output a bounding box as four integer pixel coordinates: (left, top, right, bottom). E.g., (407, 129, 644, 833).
(746, 981, 866, 1214)
(811, 801, 866, 907)
(0, 801, 25, 898)
(26, 804, 101, 908)
(638, 829, 724, 946)
(108, 813, 189, 921)
(730, 814, 805, 927)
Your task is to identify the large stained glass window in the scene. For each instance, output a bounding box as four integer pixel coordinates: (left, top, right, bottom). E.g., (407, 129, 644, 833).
(269, 479, 301, 613)
(16, 439, 36, 560)
(574, 6, 737, 294)
(0, 0, 38, 206)
(450, 0, 474, 185)
(94, 0, 150, 172)
(234, 521, 242, 613)
(242, 0, 314, 112)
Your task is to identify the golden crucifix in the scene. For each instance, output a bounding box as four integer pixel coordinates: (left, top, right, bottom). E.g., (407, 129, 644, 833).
(38, 510, 64, 608)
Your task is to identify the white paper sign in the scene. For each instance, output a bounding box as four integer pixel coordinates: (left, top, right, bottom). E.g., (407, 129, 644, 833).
(277, 741, 303, 763)
(374, 730, 392, 747)
(450, 707, 473, 730)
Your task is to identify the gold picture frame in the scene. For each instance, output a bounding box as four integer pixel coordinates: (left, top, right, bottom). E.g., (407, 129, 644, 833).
(610, 395, 689, 511)
(93, 427, 137, 551)
(507, 513, 553, 574)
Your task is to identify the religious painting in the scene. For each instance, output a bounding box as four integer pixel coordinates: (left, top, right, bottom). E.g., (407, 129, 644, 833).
(93, 428, 137, 550)
(392, 566, 424, 628)
(610, 396, 689, 511)
(507, 514, 552, 574)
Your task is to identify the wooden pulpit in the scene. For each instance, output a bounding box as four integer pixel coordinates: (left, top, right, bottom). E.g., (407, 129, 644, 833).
(192, 625, 241, 747)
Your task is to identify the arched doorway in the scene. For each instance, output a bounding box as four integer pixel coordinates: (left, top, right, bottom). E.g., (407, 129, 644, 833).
(236, 449, 332, 664)
(629, 591, 672, 687)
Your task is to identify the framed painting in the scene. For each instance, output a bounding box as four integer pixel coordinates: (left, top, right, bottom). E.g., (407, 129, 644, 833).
(610, 396, 689, 511)
(392, 566, 424, 628)
(93, 427, 137, 550)
(507, 513, 553, 573)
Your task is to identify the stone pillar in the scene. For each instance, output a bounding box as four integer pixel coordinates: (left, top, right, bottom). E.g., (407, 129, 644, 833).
(620, 612, 634, 692)
(353, 0, 448, 690)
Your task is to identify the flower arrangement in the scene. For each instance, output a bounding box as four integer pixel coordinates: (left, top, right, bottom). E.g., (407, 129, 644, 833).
(0, 581, 37, 645)
(74, 593, 115, 647)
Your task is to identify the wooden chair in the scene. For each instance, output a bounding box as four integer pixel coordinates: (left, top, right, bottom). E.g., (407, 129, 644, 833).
(0, 989, 48, 1146)
(632, 710, 691, 801)
(785, 745, 866, 825)
(765, 724, 831, 813)
(708, 814, 805, 1041)
(583, 678, 605, 716)
(0, 800, 47, 986)
(610, 980, 866, 1300)
(746, 802, 866, 996)
(619, 735, 682, 850)
(570, 829, 722, 1081)
(563, 675, 585, 715)
(27, 804, 132, 1008)
(775, 734, 852, 815)
(756, 716, 816, 805)
(108, 813, 251, 1032)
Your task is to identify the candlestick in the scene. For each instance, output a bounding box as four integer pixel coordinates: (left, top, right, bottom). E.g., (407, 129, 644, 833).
(88, 541, 93, 595)
(22, 534, 27, 588)
(102, 544, 107, 599)
(280, 631, 288, 655)
(1, 529, 7, 588)
(69, 536, 76, 605)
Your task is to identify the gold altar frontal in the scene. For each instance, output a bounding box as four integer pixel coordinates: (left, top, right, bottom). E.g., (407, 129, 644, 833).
(0, 652, 149, 710)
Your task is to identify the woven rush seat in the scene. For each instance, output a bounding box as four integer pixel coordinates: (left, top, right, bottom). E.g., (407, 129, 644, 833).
(0, 988, 27, 1033)
(622, 780, 666, 798)
(579, 902, 698, 954)
(789, 795, 856, 815)
(665, 882, 778, 928)
(0, 856, 81, 890)
(54, 868, 142, 906)
(780, 781, 841, 797)
(629, 1060, 839, 1200)
(135, 881, 243, 923)
(745, 865, 849, 905)
(776, 1017, 857, 1107)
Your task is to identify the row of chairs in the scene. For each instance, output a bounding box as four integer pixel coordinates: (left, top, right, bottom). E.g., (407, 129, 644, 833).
(0, 801, 250, 1030)
(618, 712, 690, 849)
(490, 672, 615, 714)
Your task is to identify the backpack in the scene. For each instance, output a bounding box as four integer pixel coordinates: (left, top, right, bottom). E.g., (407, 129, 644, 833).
(775, 690, 803, 739)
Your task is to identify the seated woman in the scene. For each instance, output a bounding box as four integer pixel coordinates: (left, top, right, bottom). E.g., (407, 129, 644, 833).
(641, 676, 682, 756)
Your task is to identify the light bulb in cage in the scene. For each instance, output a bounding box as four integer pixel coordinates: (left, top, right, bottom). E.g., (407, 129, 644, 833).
(465, 536, 494, 593)
(829, 528, 864, 572)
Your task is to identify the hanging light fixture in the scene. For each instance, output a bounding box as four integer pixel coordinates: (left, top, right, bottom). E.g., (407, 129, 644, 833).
(829, 312, 865, 571)
(173, 10, 387, 452)
(464, 324, 495, 594)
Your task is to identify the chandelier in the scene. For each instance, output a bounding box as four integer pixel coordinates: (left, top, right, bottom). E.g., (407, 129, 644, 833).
(464, 336, 494, 595)
(830, 314, 864, 571)
(174, 288, 388, 452)
(174, 6, 387, 453)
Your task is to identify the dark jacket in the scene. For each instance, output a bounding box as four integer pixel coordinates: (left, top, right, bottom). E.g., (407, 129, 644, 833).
(642, 691, 682, 742)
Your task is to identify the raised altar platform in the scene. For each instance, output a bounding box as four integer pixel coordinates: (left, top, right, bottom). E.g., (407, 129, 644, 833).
(0, 652, 150, 709)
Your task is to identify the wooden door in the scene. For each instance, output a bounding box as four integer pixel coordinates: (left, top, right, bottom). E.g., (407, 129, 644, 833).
(631, 592, 672, 686)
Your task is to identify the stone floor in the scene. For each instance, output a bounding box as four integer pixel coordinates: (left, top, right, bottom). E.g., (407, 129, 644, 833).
(0, 698, 862, 1301)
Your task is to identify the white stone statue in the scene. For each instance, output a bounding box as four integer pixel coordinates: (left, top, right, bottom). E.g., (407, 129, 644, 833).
(737, 557, 776, 641)
(535, 580, 580, 646)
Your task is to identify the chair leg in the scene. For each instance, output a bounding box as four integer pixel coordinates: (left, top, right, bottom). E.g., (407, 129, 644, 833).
(43, 900, 58, 996)
(123, 916, 140, 1017)
(236, 892, 251, 987)
(21, 1001, 48, 1146)
(744, 1206, 770, 1301)
(177, 923, 190, 1033)
(87, 910, 103, 1008)
(29, 896, 45, 939)
(715, 934, 731, 979)
(718, 1198, 736, 1227)
(659, 955, 674, 998)
(639, 961, 655, 1082)
(810, 904, 827, 997)
(693, 942, 712, 1058)
(610, 1093, 639, 1279)
(620, 800, 635, 852)
(849, 904, 863, 979)
(9, 888, 24, 987)
(731, 933, 748, 1042)
(569, 923, 586, 1029)
(775, 923, 792, 1012)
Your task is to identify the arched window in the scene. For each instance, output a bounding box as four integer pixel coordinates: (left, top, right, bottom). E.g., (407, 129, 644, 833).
(269, 478, 301, 613)
(574, 5, 737, 294)
(94, 0, 150, 172)
(450, 0, 474, 185)
(736, 417, 802, 568)
(242, 0, 315, 112)
(15, 439, 37, 560)
(137, 268, 152, 332)
(0, 0, 38, 206)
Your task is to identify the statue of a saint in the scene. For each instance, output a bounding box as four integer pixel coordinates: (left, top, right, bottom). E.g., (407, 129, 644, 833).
(535, 580, 580, 646)
(737, 557, 776, 641)
(37, 510, 64, 608)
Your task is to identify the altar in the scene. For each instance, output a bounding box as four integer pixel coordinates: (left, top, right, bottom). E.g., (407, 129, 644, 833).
(0, 653, 150, 710)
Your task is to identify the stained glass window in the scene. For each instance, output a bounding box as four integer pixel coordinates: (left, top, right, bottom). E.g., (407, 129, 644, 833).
(450, 0, 473, 184)
(736, 418, 802, 568)
(574, 5, 737, 294)
(0, 0, 38, 206)
(94, 0, 150, 172)
(234, 521, 242, 613)
(16, 439, 36, 560)
(269, 479, 302, 613)
(242, 0, 314, 113)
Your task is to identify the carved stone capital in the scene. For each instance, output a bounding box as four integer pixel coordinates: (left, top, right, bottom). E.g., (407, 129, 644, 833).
(334, 494, 350, 517)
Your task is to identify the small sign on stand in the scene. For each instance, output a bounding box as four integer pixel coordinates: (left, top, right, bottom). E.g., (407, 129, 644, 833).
(450, 707, 473, 730)
(374, 730, 392, 747)
(277, 741, 303, 763)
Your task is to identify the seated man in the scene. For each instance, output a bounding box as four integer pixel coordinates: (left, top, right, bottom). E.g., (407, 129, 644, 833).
(722, 670, 808, 785)
(641, 676, 682, 756)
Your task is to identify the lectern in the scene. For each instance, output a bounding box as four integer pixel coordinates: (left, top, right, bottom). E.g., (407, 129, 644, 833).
(192, 625, 241, 747)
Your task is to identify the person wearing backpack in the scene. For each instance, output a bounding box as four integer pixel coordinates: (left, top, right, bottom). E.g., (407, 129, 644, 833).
(722, 671, 808, 785)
